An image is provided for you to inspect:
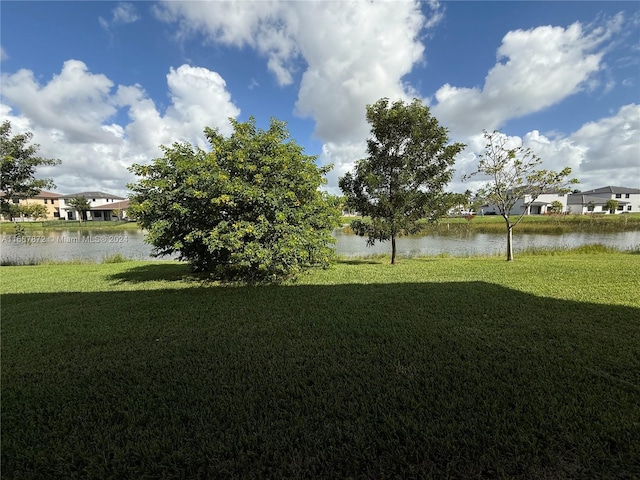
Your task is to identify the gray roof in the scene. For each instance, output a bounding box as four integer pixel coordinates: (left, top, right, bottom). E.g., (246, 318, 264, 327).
(579, 186, 640, 195)
(59, 191, 126, 200)
(568, 194, 629, 205)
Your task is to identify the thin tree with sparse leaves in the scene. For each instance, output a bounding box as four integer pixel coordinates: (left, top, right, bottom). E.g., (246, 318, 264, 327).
(464, 130, 578, 261)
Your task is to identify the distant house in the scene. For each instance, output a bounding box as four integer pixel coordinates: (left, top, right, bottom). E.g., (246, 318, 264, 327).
(90, 199, 131, 221)
(567, 186, 640, 214)
(58, 191, 128, 221)
(480, 190, 570, 216)
(0, 190, 62, 221)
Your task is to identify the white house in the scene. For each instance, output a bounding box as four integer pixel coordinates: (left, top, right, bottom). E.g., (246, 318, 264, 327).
(566, 186, 640, 214)
(59, 191, 128, 221)
(480, 190, 570, 216)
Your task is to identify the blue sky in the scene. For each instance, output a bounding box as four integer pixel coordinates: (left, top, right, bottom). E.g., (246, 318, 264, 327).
(1, 1, 638, 196)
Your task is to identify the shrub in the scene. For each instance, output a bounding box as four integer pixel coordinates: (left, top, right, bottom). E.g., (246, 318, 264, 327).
(128, 118, 340, 282)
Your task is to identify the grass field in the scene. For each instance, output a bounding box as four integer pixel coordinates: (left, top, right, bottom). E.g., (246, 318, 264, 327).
(2, 253, 640, 478)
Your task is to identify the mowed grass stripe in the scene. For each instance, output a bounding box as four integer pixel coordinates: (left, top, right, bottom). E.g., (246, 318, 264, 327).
(2, 254, 639, 478)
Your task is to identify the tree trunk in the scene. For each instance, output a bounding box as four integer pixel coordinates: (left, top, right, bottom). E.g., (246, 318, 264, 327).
(391, 234, 396, 265)
(506, 224, 514, 261)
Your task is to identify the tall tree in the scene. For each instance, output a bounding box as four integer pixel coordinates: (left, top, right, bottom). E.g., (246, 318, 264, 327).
(339, 98, 465, 264)
(0, 121, 60, 220)
(128, 117, 340, 282)
(464, 130, 578, 261)
(67, 197, 92, 223)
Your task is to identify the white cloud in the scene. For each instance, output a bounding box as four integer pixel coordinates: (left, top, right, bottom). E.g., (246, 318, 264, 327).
(432, 18, 622, 138)
(453, 104, 640, 194)
(120, 65, 240, 152)
(1, 60, 118, 144)
(320, 141, 368, 196)
(520, 105, 640, 191)
(1, 62, 239, 196)
(571, 103, 640, 173)
(0, 46, 8, 62)
(155, 0, 442, 190)
(100, 2, 140, 31)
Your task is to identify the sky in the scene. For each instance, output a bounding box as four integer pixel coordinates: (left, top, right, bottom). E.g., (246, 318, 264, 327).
(1, 1, 639, 198)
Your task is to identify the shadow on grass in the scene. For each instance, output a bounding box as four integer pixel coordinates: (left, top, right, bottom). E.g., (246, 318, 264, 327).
(336, 258, 385, 265)
(108, 262, 195, 283)
(2, 282, 639, 479)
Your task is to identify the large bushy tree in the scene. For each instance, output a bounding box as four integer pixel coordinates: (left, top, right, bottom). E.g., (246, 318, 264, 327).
(128, 118, 340, 282)
(339, 98, 465, 264)
(0, 121, 60, 220)
(464, 130, 578, 261)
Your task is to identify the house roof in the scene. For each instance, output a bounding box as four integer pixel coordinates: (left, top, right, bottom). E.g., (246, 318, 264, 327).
(567, 194, 629, 205)
(579, 186, 640, 195)
(58, 191, 126, 200)
(0, 189, 61, 198)
(567, 194, 606, 205)
(34, 190, 62, 198)
(91, 200, 130, 210)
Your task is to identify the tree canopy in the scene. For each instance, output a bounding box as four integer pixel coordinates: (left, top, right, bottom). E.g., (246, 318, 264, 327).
(128, 117, 340, 282)
(67, 196, 92, 222)
(339, 98, 465, 264)
(0, 121, 60, 220)
(464, 130, 578, 260)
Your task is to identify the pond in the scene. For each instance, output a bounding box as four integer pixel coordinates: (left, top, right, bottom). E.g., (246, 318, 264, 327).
(333, 229, 640, 257)
(1, 229, 639, 264)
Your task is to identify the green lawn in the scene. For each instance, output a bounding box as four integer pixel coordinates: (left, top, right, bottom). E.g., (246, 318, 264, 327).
(2, 254, 640, 478)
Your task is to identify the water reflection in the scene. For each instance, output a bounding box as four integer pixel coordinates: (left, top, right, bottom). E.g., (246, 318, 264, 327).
(334, 229, 640, 257)
(1, 228, 639, 263)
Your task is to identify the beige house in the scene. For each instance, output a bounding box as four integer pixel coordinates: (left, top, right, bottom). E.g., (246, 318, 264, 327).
(1, 190, 62, 221)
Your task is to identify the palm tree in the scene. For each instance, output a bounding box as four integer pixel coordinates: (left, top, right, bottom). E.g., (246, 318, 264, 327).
(67, 196, 91, 223)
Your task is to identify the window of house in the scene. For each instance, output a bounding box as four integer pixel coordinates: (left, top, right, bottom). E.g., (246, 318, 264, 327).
(625, 194, 630, 198)
(92, 198, 96, 202)
(627, 206, 632, 211)
(587, 205, 594, 212)
(54, 212, 60, 217)
(617, 205, 624, 211)
(94, 211, 102, 218)
(558, 193, 564, 197)
(615, 193, 622, 198)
